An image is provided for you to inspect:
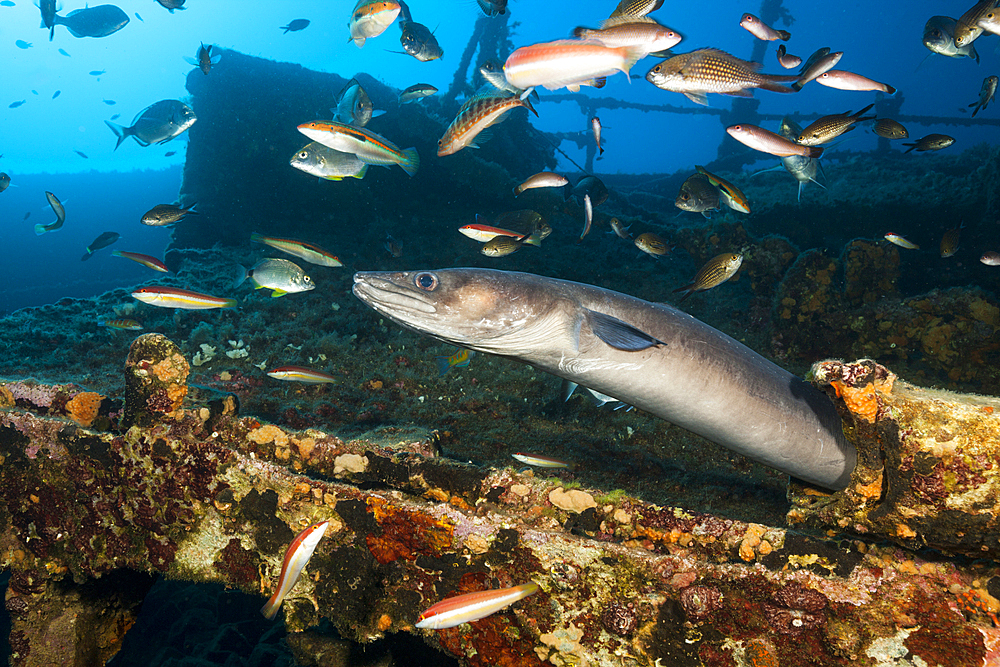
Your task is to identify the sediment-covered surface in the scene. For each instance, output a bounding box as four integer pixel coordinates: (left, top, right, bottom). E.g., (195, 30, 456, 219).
(2, 339, 1000, 666)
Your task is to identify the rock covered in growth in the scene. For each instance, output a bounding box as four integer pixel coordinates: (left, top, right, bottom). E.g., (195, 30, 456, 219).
(794, 358, 1000, 558)
(122, 333, 190, 428)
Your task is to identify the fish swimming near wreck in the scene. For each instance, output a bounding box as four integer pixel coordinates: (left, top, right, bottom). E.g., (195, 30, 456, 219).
(53, 4, 130, 38)
(352, 269, 855, 490)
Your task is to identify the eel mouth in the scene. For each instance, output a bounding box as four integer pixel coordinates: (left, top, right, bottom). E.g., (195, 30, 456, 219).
(352, 272, 438, 323)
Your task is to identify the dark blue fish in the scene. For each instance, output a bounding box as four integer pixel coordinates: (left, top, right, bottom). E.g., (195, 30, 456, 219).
(54, 5, 130, 38)
(134, 12, 143, 22)
(110, 113, 120, 120)
(103, 99, 116, 105)
(0, 173, 10, 193)
(155, 0, 185, 12)
(8, 100, 25, 108)
(164, 151, 176, 156)
(74, 150, 88, 158)
(0, 1, 16, 7)
(281, 19, 309, 33)
(52, 90, 60, 99)
(89, 70, 105, 76)
(23, 212, 30, 221)
(81, 231, 120, 261)
(58, 48, 70, 56)
(15, 40, 32, 49)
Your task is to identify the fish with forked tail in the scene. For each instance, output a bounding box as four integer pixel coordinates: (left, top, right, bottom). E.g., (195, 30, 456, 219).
(646, 48, 800, 106)
(352, 269, 855, 490)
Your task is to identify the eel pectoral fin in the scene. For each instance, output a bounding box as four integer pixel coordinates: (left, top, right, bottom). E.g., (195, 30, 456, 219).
(585, 309, 666, 351)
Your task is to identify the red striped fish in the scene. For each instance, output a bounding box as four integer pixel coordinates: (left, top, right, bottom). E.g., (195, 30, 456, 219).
(459, 216, 541, 247)
(503, 39, 642, 92)
(261, 520, 330, 620)
(438, 92, 536, 156)
(267, 366, 339, 384)
(131, 286, 237, 309)
(113, 250, 169, 272)
(415, 582, 540, 629)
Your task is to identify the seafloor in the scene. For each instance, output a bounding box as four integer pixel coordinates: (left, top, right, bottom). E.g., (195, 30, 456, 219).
(2, 49, 1000, 666)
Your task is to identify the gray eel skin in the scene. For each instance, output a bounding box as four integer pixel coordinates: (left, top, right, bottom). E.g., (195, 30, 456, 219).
(353, 268, 856, 490)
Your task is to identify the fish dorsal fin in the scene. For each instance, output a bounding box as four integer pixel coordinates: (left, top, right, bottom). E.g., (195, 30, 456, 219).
(585, 309, 665, 351)
(600, 15, 658, 29)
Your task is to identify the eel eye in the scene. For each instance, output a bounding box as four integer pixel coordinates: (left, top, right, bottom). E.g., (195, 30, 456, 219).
(414, 272, 438, 291)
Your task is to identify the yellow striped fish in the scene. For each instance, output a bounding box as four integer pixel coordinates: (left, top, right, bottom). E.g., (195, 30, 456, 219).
(251, 234, 342, 267)
(415, 582, 540, 630)
(297, 121, 419, 177)
(99, 318, 143, 330)
(261, 521, 330, 620)
(635, 232, 671, 257)
(437, 92, 536, 156)
(131, 286, 237, 310)
(674, 253, 743, 301)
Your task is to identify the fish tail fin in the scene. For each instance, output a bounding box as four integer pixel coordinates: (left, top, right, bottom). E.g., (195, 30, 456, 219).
(523, 233, 542, 247)
(185, 203, 198, 214)
(34, 224, 47, 236)
(673, 285, 694, 301)
(111, 250, 123, 257)
(903, 143, 916, 153)
(797, 181, 804, 203)
(512, 185, 522, 197)
(618, 46, 644, 80)
(759, 80, 798, 94)
(972, 106, 981, 118)
(260, 596, 281, 620)
(104, 120, 128, 150)
(398, 148, 420, 177)
(523, 96, 538, 117)
(435, 356, 452, 377)
(805, 146, 823, 158)
(353, 163, 369, 179)
(232, 265, 249, 289)
(572, 26, 587, 38)
(81, 250, 92, 261)
(777, 30, 791, 41)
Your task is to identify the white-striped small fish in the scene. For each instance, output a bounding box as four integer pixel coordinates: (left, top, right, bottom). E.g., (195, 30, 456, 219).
(261, 520, 330, 620)
(415, 582, 540, 629)
(267, 366, 339, 384)
(512, 453, 570, 469)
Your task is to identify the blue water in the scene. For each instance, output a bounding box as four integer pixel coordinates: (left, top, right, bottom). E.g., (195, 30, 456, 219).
(2, 1, 997, 314)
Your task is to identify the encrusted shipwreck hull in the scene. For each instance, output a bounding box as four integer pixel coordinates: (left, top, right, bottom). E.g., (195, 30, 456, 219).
(2, 337, 1000, 666)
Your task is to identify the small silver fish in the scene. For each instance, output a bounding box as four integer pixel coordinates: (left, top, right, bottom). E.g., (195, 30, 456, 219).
(399, 83, 437, 104)
(592, 117, 604, 156)
(981, 251, 1000, 266)
(903, 134, 955, 153)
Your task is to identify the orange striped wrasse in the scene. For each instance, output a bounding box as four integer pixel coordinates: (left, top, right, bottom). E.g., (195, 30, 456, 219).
(459, 218, 540, 246)
(514, 171, 568, 196)
(573, 16, 683, 56)
(740, 13, 790, 41)
(251, 233, 342, 267)
(261, 520, 330, 620)
(674, 252, 743, 301)
(512, 453, 570, 468)
(437, 91, 537, 156)
(131, 286, 237, 310)
(695, 165, 749, 214)
(349, 0, 400, 48)
(436, 348, 474, 376)
(297, 121, 419, 177)
(776, 45, 801, 69)
(646, 48, 799, 106)
(503, 39, 643, 92)
(267, 366, 339, 384)
(884, 233, 919, 250)
(727, 124, 823, 158)
(816, 70, 896, 95)
(112, 250, 169, 272)
(415, 582, 540, 630)
(99, 318, 143, 330)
